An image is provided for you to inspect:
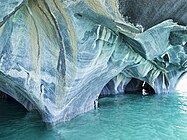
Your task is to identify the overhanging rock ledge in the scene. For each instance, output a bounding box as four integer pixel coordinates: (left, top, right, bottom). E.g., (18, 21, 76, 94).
(0, 0, 187, 123)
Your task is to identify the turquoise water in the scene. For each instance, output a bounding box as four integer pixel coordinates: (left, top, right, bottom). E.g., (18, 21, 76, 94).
(1, 93, 187, 140)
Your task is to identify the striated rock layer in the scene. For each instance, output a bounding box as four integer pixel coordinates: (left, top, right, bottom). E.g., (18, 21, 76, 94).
(0, 0, 187, 123)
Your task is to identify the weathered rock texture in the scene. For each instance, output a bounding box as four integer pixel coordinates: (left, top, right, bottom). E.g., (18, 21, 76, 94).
(0, 0, 187, 123)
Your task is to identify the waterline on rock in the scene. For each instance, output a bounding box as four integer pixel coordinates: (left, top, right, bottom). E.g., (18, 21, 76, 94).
(1, 92, 187, 139)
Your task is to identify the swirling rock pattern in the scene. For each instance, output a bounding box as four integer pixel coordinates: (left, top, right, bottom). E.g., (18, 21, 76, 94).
(0, 0, 187, 123)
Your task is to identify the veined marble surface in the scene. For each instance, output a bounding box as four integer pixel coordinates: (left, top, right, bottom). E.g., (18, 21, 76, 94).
(0, 0, 187, 123)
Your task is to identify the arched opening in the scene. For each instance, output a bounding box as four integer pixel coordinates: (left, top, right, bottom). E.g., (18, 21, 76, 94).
(0, 72, 43, 123)
(0, 90, 28, 122)
(0, 90, 7, 99)
(98, 78, 155, 108)
(0, 72, 38, 111)
(124, 78, 155, 95)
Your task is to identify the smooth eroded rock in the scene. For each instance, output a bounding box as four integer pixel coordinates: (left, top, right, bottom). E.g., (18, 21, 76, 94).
(0, 0, 187, 123)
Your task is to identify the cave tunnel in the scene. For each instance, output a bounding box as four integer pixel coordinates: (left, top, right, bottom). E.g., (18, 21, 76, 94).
(124, 78, 155, 95)
(0, 90, 28, 121)
(98, 78, 155, 108)
(99, 77, 156, 99)
(0, 90, 7, 99)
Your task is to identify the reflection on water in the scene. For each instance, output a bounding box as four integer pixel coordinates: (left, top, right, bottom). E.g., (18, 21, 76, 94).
(1, 93, 187, 140)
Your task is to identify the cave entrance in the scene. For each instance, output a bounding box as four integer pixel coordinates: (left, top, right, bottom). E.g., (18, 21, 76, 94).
(124, 78, 155, 95)
(0, 90, 27, 120)
(97, 78, 155, 108)
(0, 90, 8, 99)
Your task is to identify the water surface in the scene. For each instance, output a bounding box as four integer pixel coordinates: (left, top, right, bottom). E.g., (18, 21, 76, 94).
(1, 93, 187, 140)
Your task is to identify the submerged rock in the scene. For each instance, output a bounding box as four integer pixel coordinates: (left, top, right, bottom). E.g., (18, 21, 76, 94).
(0, 0, 187, 123)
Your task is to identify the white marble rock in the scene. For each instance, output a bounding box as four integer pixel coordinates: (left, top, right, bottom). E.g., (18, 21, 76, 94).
(0, 0, 187, 123)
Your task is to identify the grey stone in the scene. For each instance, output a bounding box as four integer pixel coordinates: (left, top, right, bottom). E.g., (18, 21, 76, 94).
(0, 0, 186, 123)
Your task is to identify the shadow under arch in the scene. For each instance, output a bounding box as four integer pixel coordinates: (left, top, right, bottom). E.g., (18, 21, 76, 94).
(124, 78, 155, 95)
(0, 90, 28, 120)
(0, 72, 40, 113)
(98, 77, 155, 108)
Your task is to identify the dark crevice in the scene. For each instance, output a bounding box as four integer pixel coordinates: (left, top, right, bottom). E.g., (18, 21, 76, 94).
(0, 90, 28, 122)
(163, 54, 169, 63)
(98, 78, 155, 108)
(74, 13, 83, 19)
(124, 78, 143, 94)
(0, 90, 7, 99)
(184, 43, 187, 54)
(0, 90, 27, 111)
(124, 78, 155, 95)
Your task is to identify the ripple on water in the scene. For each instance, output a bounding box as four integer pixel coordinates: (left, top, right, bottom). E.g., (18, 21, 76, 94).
(1, 93, 187, 140)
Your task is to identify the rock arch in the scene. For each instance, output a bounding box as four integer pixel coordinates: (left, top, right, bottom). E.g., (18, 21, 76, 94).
(0, 0, 186, 123)
(0, 72, 39, 111)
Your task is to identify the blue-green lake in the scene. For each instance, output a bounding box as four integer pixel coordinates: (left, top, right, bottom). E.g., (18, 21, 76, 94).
(1, 93, 187, 140)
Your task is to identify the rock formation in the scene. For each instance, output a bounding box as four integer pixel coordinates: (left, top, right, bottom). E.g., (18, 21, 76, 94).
(0, 0, 187, 123)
